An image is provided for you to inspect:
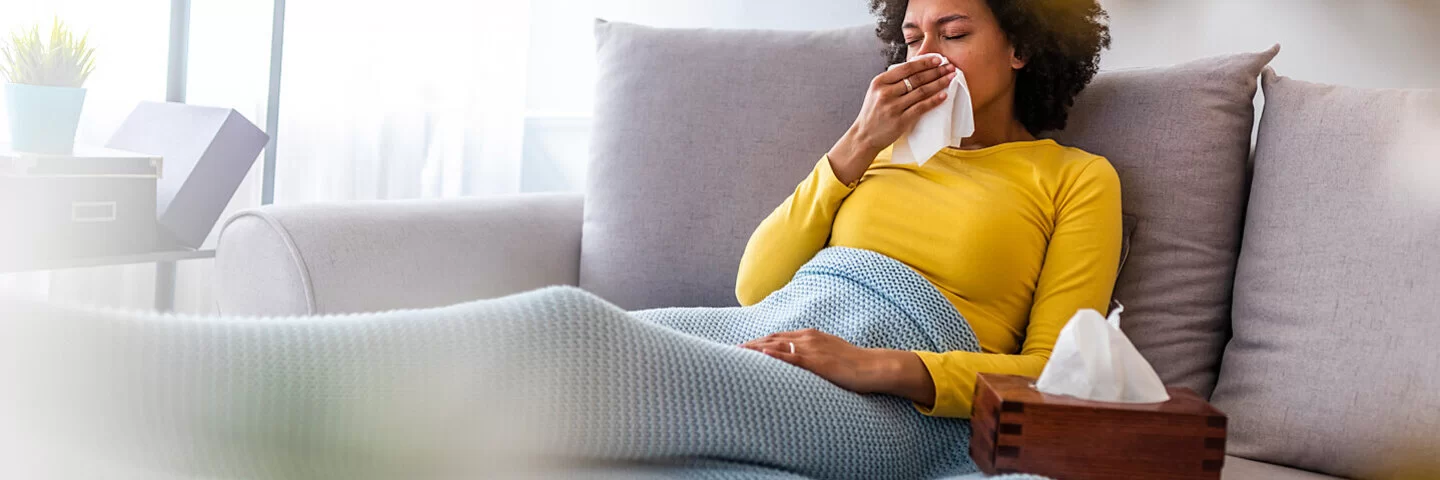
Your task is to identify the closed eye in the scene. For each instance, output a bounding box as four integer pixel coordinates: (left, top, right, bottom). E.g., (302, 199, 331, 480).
(906, 34, 967, 46)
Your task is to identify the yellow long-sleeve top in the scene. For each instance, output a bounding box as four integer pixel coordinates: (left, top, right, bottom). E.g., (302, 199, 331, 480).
(735, 139, 1122, 419)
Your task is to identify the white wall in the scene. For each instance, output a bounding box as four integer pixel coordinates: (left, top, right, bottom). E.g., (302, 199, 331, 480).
(590, 0, 873, 30)
(1102, 0, 1439, 89)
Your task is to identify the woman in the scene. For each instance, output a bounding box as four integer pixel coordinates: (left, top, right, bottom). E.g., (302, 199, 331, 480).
(738, 0, 1118, 419)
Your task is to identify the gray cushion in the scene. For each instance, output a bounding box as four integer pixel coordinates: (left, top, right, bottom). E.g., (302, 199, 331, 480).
(1046, 47, 1278, 398)
(583, 20, 887, 309)
(1209, 70, 1440, 479)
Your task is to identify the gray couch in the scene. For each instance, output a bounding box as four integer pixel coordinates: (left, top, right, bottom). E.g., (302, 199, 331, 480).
(217, 22, 1439, 480)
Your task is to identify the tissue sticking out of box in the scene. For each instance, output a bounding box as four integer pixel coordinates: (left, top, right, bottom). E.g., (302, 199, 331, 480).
(1034, 303, 1171, 403)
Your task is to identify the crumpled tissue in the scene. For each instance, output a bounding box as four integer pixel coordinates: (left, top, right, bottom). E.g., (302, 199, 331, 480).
(886, 52, 975, 165)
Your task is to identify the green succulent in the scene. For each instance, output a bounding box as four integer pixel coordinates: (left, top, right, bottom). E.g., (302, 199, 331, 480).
(1, 18, 97, 88)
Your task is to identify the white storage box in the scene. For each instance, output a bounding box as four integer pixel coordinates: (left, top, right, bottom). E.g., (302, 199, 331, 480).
(0, 146, 163, 267)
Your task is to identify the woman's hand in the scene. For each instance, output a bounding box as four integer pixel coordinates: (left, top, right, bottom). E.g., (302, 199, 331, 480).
(740, 329, 936, 406)
(827, 56, 957, 185)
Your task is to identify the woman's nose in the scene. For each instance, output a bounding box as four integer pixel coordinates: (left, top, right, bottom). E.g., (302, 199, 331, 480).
(916, 36, 942, 57)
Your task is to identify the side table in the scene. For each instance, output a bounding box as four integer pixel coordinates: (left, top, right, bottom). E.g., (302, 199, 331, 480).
(0, 248, 216, 311)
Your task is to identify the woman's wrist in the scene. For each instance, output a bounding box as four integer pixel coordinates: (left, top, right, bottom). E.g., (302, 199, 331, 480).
(865, 348, 937, 407)
(827, 129, 880, 186)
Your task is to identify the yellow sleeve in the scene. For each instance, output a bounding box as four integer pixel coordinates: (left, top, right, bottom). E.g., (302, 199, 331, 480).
(735, 155, 858, 306)
(912, 158, 1123, 418)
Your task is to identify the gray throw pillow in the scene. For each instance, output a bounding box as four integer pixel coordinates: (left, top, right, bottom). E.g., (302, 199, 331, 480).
(1209, 69, 1440, 479)
(1046, 47, 1278, 398)
(583, 20, 887, 309)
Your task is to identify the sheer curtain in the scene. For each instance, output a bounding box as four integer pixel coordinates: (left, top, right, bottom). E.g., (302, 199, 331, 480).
(275, 0, 531, 203)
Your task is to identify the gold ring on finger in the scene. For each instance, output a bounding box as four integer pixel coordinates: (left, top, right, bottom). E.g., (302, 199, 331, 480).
(903, 78, 914, 92)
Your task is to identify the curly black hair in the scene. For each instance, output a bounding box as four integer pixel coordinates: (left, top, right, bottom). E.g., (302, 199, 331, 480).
(868, 0, 1110, 134)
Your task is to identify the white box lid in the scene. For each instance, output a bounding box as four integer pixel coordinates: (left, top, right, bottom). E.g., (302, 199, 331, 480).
(0, 144, 164, 178)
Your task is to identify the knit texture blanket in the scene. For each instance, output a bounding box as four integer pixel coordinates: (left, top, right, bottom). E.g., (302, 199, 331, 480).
(0, 247, 1045, 480)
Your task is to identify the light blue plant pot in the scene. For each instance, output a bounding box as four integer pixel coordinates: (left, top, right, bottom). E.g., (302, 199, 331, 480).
(5, 83, 87, 154)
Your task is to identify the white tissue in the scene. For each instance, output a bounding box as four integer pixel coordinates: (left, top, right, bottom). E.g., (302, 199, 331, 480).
(886, 53, 975, 165)
(1034, 304, 1171, 403)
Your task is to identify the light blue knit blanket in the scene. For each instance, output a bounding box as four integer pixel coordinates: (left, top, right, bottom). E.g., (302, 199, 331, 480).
(0, 247, 1046, 480)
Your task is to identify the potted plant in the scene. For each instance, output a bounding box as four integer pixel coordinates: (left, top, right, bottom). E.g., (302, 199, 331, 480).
(1, 18, 96, 154)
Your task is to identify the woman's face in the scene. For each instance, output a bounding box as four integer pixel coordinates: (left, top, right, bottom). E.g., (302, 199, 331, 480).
(902, 0, 1024, 116)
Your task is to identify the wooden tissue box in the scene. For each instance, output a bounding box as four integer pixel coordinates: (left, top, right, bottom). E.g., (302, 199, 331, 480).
(970, 374, 1227, 480)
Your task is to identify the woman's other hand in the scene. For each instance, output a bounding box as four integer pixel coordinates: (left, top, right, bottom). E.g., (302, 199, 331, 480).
(740, 329, 936, 407)
(827, 56, 956, 185)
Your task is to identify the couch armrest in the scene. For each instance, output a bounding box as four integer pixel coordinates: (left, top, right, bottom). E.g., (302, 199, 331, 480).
(215, 193, 583, 315)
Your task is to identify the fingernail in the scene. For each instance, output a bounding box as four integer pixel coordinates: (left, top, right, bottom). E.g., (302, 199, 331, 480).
(932, 57, 942, 65)
(939, 92, 948, 99)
